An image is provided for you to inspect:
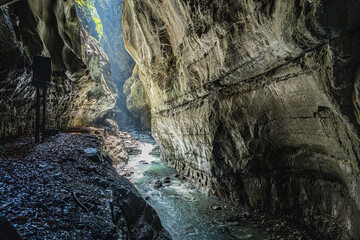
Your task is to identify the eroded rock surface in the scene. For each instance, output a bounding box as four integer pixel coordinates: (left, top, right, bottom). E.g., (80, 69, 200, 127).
(123, 0, 360, 238)
(0, 0, 117, 137)
(75, 0, 138, 128)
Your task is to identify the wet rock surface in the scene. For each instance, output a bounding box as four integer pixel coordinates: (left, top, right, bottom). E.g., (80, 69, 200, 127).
(100, 119, 131, 163)
(0, 133, 171, 239)
(122, 0, 360, 238)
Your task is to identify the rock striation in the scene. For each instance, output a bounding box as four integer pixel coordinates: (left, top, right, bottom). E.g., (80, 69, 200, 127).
(122, 0, 360, 238)
(0, 0, 117, 138)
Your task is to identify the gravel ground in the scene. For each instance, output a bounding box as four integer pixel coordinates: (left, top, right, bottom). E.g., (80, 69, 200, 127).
(0, 133, 169, 240)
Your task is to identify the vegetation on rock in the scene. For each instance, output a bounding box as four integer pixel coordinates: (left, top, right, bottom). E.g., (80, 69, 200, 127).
(75, 0, 103, 40)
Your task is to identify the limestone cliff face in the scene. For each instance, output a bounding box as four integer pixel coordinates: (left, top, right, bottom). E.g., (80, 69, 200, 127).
(0, 0, 117, 137)
(123, 65, 152, 128)
(75, 0, 138, 128)
(123, 0, 360, 238)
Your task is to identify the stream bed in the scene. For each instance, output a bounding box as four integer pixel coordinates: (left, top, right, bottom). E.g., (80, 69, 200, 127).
(122, 140, 270, 240)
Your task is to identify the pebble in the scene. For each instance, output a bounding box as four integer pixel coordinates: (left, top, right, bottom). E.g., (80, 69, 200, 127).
(211, 205, 222, 210)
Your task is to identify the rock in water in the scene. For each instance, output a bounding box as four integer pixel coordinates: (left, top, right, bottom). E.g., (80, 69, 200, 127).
(154, 180, 163, 189)
(175, 174, 185, 180)
(163, 177, 171, 184)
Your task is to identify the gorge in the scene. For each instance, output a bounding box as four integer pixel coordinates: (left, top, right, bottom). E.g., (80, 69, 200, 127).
(1, 0, 360, 239)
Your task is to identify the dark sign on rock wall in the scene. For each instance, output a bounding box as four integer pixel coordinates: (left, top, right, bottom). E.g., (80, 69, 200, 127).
(32, 56, 52, 143)
(32, 56, 51, 87)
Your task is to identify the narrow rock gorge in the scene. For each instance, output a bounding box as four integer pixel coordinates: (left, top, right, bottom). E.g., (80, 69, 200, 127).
(0, 0, 169, 239)
(1, 0, 360, 239)
(75, 0, 138, 128)
(122, 0, 360, 238)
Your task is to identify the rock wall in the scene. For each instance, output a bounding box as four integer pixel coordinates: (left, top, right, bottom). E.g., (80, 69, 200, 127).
(0, 0, 117, 138)
(75, 0, 138, 129)
(122, 0, 360, 238)
(0, 7, 32, 137)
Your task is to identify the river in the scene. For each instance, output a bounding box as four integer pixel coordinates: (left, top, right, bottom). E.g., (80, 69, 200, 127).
(124, 139, 269, 240)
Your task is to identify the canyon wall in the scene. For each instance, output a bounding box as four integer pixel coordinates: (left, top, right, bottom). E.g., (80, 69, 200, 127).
(75, 0, 138, 128)
(122, 0, 360, 238)
(0, 0, 117, 137)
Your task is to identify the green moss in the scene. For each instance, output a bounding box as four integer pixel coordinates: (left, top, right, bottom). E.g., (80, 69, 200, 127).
(75, 0, 85, 7)
(92, 17, 103, 39)
(75, 0, 103, 40)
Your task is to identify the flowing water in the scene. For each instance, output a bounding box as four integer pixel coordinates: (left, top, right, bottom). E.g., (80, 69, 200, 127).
(124, 140, 269, 240)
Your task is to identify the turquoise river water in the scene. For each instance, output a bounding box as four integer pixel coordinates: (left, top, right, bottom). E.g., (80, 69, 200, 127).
(124, 141, 269, 240)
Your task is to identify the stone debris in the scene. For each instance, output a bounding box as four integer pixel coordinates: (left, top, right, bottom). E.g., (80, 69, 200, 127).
(83, 148, 101, 162)
(0, 133, 171, 240)
(90, 119, 134, 164)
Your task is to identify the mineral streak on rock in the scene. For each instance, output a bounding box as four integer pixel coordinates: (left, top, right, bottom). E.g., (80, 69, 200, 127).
(122, 0, 360, 238)
(0, 0, 117, 138)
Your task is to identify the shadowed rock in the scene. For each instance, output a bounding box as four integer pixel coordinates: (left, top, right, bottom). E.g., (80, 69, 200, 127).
(122, 0, 360, 238)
